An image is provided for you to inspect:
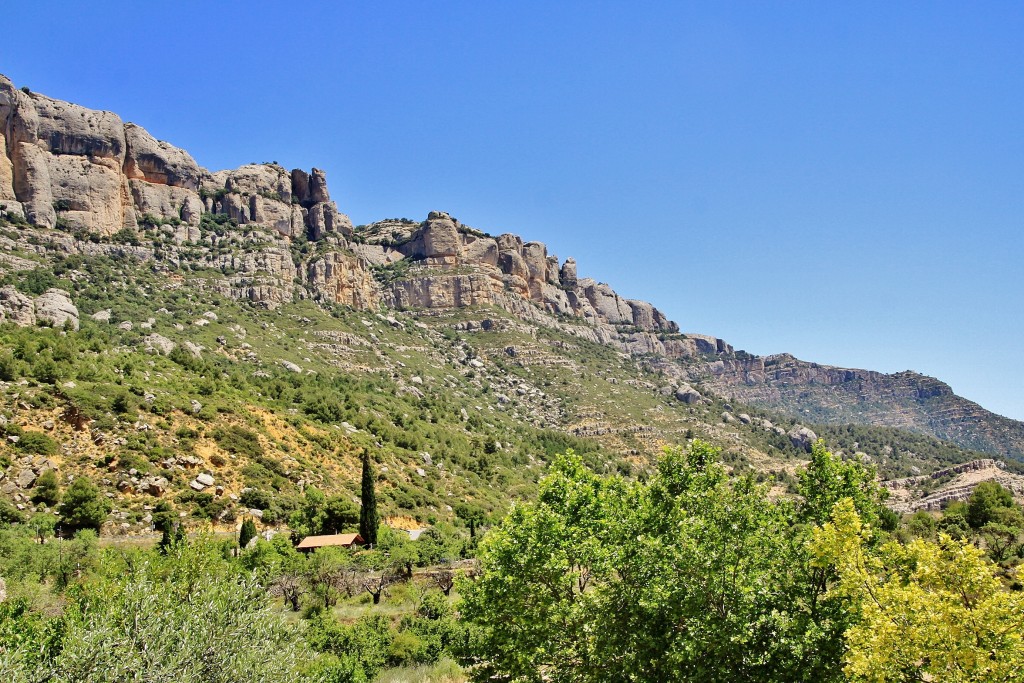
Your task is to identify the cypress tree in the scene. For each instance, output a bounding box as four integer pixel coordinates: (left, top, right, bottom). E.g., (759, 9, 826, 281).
(359, 450, 378, 546)
(239, 517, 257, 549)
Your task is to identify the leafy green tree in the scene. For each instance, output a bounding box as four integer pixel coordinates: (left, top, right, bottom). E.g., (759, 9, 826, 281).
(966, 480, 1015, 529)
(30, 469, 61, 507)
(360, 451, 378, 546)
(593, 441, 842, 682)
(57, 478, 110, 535)
(459, 449, 622, 681)
(322, 495, 359, 535)
(461, 442, 858, 682)
(797, 440, 885, 526)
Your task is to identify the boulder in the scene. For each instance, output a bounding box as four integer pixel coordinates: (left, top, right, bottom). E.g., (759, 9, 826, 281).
(674, 385, 704, 404)
(0, 286, 35, 326)
(34, 289, 79, 330)
(15, 469, 37, 488)
(788, 426, 818, 452)
(143, 333, 176, 355)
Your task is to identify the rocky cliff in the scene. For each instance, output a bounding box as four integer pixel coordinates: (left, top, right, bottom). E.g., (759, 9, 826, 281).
(0, 74, 723, 361)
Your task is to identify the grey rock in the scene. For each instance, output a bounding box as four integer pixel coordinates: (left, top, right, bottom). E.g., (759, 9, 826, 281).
(15, 469, 36, 488)
(143, 333, 176, 355)
(788, 426, 818, 452)
(674, 384, 703, 404)
(0, 286, 35, 326)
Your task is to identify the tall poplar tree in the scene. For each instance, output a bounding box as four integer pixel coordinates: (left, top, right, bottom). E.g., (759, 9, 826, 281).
(359, 450, 378, 546)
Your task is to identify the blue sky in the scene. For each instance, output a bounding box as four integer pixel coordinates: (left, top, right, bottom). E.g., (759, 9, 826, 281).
(5, 2, 1023, 419)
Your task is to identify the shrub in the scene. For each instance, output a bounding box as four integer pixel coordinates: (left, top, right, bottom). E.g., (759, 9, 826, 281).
(31, 470, 61, 507)
(15, 431, 59, 456)
(239, 489, 273, 511)
(213, 426, 263, 459)
(57, 478, 111, 534)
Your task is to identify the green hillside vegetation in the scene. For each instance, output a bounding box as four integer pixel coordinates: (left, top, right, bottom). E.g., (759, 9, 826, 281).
(1, 442, 1020, 682)
(0, 250, 1014, 540)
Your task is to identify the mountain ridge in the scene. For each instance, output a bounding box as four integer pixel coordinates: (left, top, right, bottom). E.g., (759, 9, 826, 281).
(2, 71, 1022, 466)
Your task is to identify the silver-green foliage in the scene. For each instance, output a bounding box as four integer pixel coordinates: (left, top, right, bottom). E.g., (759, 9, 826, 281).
(1, 544, 320, 683)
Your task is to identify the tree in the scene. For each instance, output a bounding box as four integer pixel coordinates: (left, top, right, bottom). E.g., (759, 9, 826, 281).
(322, 495, 359, 535)
(360, 572, 390, 605)
(966, 480, 1015, 529)
(305, 547, 353, 608)
(31, 469, 61, 507)
(592, 441, 842, 682)
(797, 440, 885, 526)
(460, 442, 854, 682)
(430, 566, 455, 597)
(239, 517, 258, 550)
(459, 449, 622, 681)
(360, 451, 378, 547)
(57, 478, 110, 535)
(812, 498, 1024, 682)
(152, 501, 178, 553)
(454, 503, 486, 539)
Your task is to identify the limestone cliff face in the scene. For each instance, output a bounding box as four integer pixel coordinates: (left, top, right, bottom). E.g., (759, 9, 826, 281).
(0, 75, 350, 245)
(367, 211, 680, 336)
(0, 75, 684, 345)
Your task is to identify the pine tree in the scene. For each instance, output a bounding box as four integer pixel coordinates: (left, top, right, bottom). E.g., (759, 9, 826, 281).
(359, 450, 378, 546)
(239, 517, 257, 549)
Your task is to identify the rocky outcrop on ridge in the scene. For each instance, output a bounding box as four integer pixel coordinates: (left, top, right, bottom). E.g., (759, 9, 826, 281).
(0, 75, 348, 244)
(882, 459, 1024, 512)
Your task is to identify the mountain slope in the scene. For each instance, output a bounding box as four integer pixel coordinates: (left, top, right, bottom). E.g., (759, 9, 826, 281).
(682, 352, 1024, 460)
(1, 73, 1022, 534)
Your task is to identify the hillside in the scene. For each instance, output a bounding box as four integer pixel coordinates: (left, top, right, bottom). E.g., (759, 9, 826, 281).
(1, 72, 1022, 535)
(683, 352, 1024, 459)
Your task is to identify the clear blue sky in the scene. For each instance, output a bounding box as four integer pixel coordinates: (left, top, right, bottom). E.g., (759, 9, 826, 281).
(6, 2, 1023, 419)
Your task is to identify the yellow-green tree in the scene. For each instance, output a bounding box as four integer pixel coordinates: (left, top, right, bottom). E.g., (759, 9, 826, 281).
(812, 498, 1024, 682)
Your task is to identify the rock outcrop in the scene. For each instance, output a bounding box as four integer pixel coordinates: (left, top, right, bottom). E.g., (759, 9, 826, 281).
(0, 286, 78, 330)
(34, 289, 79, 330)
(366, 211, 679, 338)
